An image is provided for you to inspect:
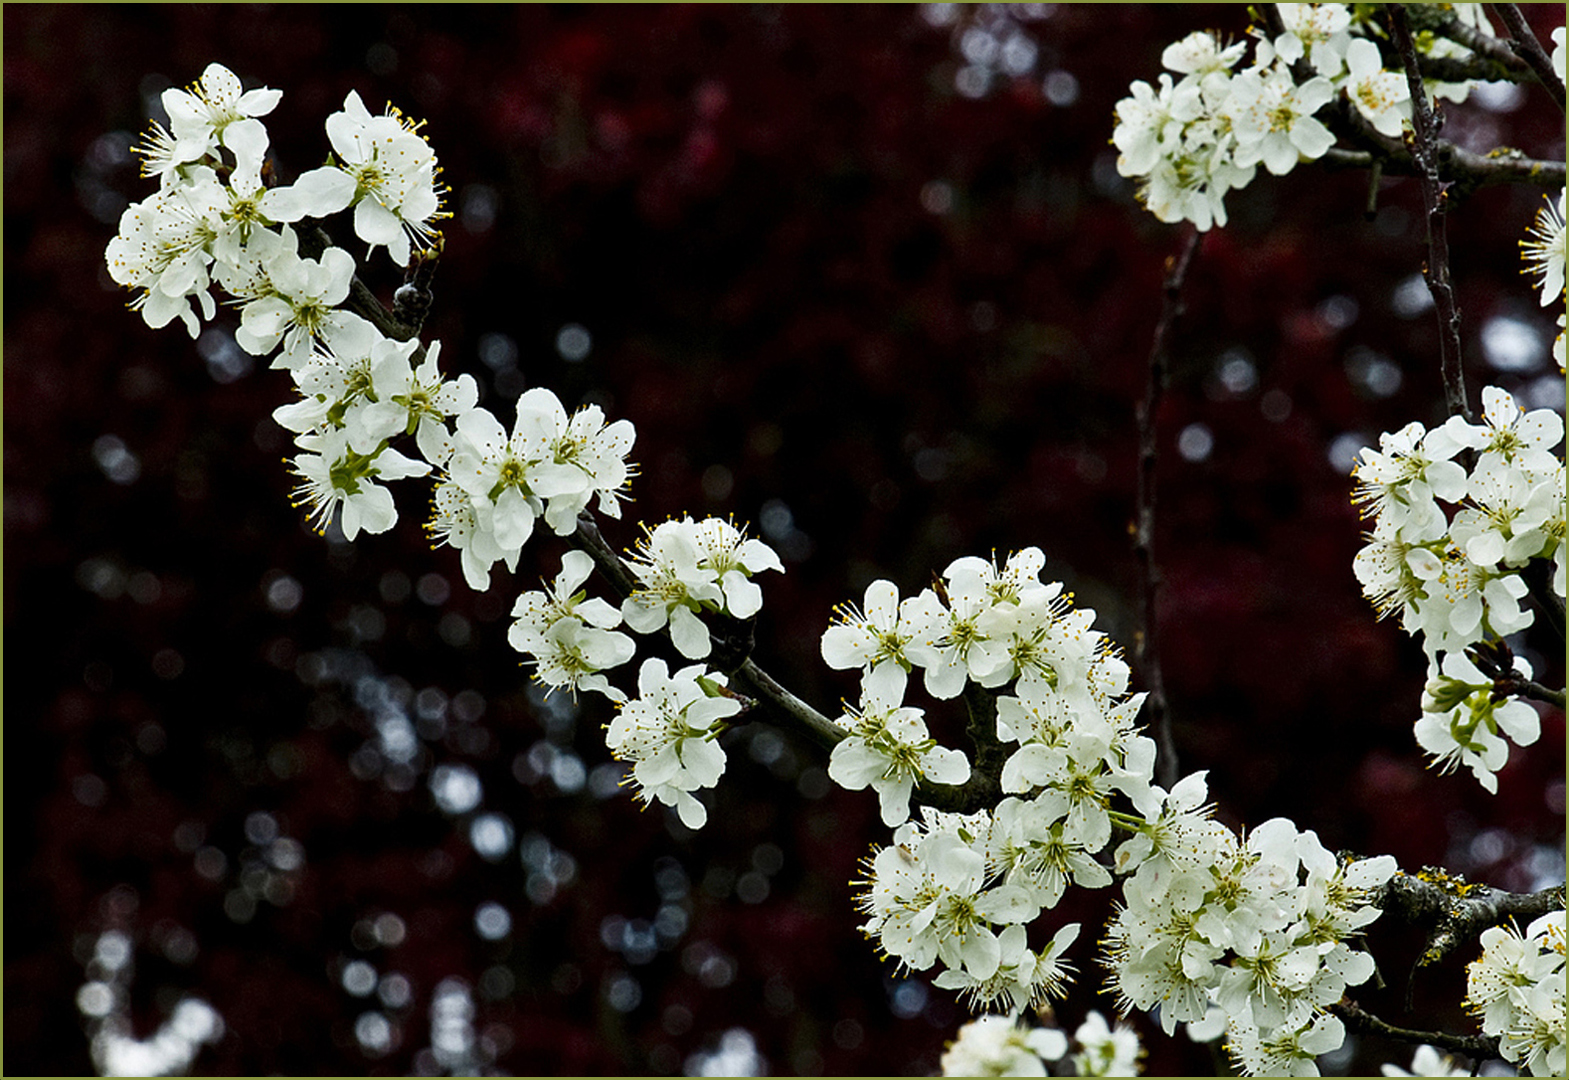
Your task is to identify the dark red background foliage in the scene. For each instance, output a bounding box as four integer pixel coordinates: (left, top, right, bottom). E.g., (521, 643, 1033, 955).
(5, 5, 1563, 1077)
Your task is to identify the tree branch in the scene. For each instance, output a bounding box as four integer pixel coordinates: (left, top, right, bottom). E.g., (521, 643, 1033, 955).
(1425, 5, 1530, 74)
(1413, 52, 1529, 86)
(1388, 4, 1473, 423)
(1330, 998, 1500, 1061)
(1133, 228, 1200, 793)
(1376, 869, 1566, 972)
(1316, 144, 1566, 192)
(729, 659, 846, 754)
(1490, 4, 1568, 113)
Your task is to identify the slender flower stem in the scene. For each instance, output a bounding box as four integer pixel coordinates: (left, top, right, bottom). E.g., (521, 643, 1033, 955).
(1134, 227, 1200, 793)
(1106, 810, 1147, 835)
(1388, 4, 1473, 423)
(1491, 4, 1568, 113)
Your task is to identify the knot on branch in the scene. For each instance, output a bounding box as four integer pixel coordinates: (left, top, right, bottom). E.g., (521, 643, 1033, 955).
(706, 613, 757, 678)
(391, 237, 443, 336)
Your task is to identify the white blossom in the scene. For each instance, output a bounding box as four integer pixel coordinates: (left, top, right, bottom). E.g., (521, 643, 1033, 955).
(623, 517, 782, 659)
(1273, 4, 1353, 76)
(234, 243, 375, 368)
(347, 340, 478, 467)
(821, 578, 943, 699)
(440, 401, 571, 587)
(1380, 1044, 1471, 1077)
(828, 677, 969, 827)
(104, 173, 227, 337)
(1521, 188, 1565, 307)
(933, 922, 1080, 1016)
(1342, 37, 1410, 137)
(1226, 65, 1337, 177)
(141, 62, 281, 185)
(508, 549, 633, 701)
(1466, 911, 1567, 1076)
(1072, 1009, 1144, 1077)
(1225, 1012, 1346, 1077)
(289, 426, 429, 540)
(266, 91, 444, 266)
(940, 1014, 1068, 1077)
(605, 659, 741, 829)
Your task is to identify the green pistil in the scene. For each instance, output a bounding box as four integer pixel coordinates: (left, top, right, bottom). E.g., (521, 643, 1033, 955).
(488, 458, 531, 501)
(327, 442, 390, 495)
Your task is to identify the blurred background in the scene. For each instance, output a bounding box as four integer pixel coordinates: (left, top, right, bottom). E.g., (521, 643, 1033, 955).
(5, 4, 1563, 1075)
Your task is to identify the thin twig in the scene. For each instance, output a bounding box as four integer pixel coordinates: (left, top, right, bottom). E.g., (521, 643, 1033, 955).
(1511, 678, 1568, 709)
(1491, 4, 1568, 112)
(1330, 999, 1500, 1061)
(1388, 5, 1473, 423)
(1134, 228, 1201, 793)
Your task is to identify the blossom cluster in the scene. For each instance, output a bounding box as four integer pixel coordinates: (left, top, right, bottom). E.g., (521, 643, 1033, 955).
(1111, 5, 1504, 230)
(1350, 384, 1565, 791)
(105, 64, 638, 575)
(938, 1009, 1143, 1077)
(1104, 786, 1395, 1076)
(1465, 910, 1567, 1077)
(622, 517, 784, 660)
(857, 805, 1082, 1014)
(833, 549, 1397, 1077)
(835, 549, 1152, 1012)
(435, 389, 636, 590)
(1349, 184, 1565, 794)
(603, 659, 742, 829)
(822, 548, 1142, 828)
(499, 517, 783, 825)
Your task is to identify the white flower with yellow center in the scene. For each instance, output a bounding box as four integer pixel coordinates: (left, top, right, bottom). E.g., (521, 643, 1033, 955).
(137, 62, 280, 186)
(1342, 37, 1409, 138)
(267, 91, 444, 266)
(605, 659, 740, 829)
(828, 678, 969, 827)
